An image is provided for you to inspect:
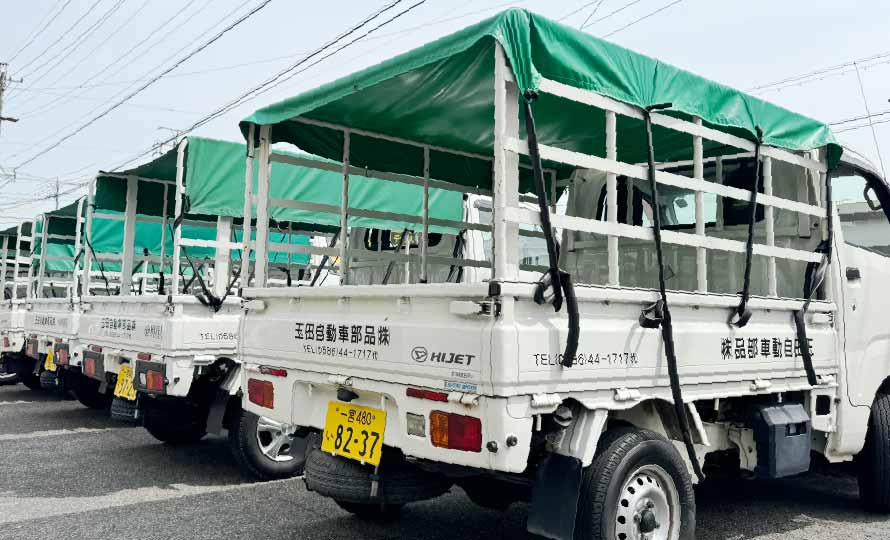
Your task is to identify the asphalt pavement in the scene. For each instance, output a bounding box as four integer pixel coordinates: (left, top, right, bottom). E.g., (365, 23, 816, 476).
(0, 383, 888, 540)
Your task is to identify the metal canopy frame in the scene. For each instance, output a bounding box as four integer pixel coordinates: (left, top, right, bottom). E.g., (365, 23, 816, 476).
(247, 42, 831, 306)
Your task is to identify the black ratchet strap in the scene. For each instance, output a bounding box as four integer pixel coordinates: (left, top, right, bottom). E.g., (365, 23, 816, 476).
(729, 126, 764, 328)
(641, 103, 704, 482)
(523, 90, 579, 367)
(793, 164, 834, 386)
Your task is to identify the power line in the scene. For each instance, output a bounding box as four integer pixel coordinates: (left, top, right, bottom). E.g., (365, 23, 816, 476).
(17, 0, 150, 105)
(834, 117, 890, 134)
(580, 0, 642, 30)
(852, 62, 886, 178)
(748, 50, 890, 93)
(12, 0, 105, 76)
(14, 87, 202, 117)
(829, 109, 890, 127)
(14, 0, 275, 169)
(579, 0, 607, 29)
(602, 0, 684, 38)
(555, 0, 602, 22)
(20, 0, 127, 88)
(8, 0, 212, 118)
(7, 0, 72, 62)
(108, 0, 426, 172)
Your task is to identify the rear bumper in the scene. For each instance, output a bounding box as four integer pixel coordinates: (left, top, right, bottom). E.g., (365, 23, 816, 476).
(241, 364, 534, 474)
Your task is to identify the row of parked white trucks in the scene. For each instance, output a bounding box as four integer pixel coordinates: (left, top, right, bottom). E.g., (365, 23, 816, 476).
(4, 9, 890, 540)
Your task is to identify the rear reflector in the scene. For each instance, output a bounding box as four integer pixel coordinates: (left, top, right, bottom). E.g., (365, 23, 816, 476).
(144, 370, 165, 392)
(248, 378, 274, 409)
(406, 387, 448, 402)
(136, 352, 151, 361)
(429, 411, 482, 452)
(90, 345, 102, 353)
(259, 366, 287, 377)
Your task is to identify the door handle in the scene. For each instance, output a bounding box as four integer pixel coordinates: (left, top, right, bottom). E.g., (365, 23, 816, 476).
(846, 266, 862, 280)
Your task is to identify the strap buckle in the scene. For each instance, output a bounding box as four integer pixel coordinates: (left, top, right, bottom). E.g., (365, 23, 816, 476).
(639, 299, 664, 329)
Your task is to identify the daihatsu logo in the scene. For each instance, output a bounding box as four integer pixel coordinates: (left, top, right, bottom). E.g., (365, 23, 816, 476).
(411, 346, 428, 363)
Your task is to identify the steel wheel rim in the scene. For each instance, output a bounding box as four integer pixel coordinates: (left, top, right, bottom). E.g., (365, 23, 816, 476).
(255, 416, 294, 463)
(613, 464, 680, 540)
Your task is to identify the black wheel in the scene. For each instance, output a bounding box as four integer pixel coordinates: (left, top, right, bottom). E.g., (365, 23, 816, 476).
(304, 446, 451, 505)
(20, 372, 42, 391)
(0, 372, 19, 386)
(73, 376, 112, 409)
(334, 500, 403, 520)
(575, 427, 695, 540)
(857, 393, 890, 512)
(143, 404, 206, 444)
(228, 408, 306, 480)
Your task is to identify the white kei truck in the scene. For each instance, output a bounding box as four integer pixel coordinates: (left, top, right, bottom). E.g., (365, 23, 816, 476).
(73, 136, 464, 480)
(18, 201, 97, 397)
(0, 222, 34, 386)
(237, 9, 890, 540)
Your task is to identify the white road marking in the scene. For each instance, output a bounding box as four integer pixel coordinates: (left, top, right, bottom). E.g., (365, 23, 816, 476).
(0, 481, 280, 524)
(0, 400, 33, 406)
(0, 427, 116, 441)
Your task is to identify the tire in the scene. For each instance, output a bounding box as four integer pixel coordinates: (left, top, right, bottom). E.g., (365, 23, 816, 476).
(20, 372, 42, 391)
(334, 500, 404, 520)
(74, 377, 112, 409)
(304, 446, 451, 505)
(0, 372, 19, 386)
(857, 393, 890, 512)
(575, 427, 695, 540)
(228, 408, 306, 480)
(143, 403, 206, 444)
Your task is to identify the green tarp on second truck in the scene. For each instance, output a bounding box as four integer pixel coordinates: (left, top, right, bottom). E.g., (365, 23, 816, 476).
(91, 136, 463, 268)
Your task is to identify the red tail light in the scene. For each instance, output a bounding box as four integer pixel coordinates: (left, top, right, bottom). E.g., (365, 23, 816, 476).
(429, 411, 482, 452)
(137, 352, 151, 361)
(56, 349, 69, 365)
(259, 366, 287, 377)
(3, 337, 10, 348)
(406, 387, 448, 402)
(145, 370, 165, 392)
(247, 378, 274, 409)
(84, 358, 95, 377)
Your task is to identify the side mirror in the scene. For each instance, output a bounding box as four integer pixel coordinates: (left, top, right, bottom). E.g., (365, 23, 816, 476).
(863, 185, 883, 211)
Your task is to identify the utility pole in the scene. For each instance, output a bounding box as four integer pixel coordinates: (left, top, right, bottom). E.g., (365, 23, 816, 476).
(54, 177, 60, 210)
(0, 63, 22, 136)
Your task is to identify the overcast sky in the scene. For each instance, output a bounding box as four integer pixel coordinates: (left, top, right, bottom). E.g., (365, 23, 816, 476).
(0, 0, 888, 226)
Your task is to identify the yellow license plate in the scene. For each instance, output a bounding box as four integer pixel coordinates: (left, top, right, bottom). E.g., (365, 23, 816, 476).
(321, 402, 386, 466)
(43, 348, 57, 372)
(114, 364, 137, 401)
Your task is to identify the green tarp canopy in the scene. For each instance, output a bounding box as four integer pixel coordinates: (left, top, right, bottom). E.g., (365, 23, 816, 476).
(0, 225, 23, 259)
(32, 201, 83, 272)
(240, 8, 842, 189)
(96, 137, 462, 234)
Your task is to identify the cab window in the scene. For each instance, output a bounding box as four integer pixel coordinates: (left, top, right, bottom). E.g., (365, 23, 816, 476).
(832, 170, 890, 257)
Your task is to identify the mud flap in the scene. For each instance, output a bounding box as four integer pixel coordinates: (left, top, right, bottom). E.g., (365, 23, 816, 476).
(205, 389, 231, 435)
(527, 453, 583, 540)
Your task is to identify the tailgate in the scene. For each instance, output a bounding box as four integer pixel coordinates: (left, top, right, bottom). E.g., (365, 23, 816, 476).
(240, 285, 493, 395)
